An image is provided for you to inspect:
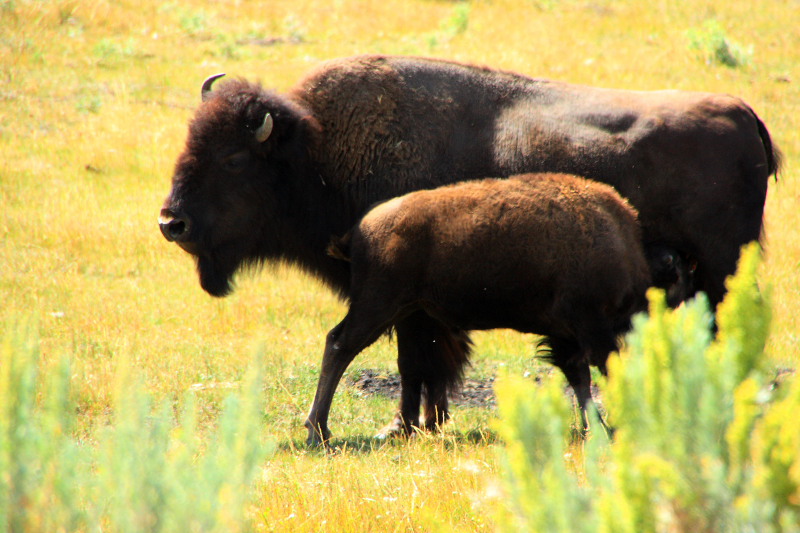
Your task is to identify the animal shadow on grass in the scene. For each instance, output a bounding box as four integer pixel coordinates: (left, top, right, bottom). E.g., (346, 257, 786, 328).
(280, 365, 792, 453)
(275, 368, 506, 454)
(277, 368, 553, 454)
(344, 368, 608, 448)
(279, 428, 501, 456)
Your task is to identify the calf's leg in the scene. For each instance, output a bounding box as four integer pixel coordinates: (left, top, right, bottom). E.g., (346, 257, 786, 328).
(305, 307, 394, 446)
(376, 351, 422, 438)
(422, 379, 450, 432)
(380, 312, 470, 438)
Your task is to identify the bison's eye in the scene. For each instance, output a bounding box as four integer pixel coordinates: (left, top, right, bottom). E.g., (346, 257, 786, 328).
(220, 150, 252, 173)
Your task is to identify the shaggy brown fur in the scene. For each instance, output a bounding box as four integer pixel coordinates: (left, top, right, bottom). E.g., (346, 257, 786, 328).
(159, 55, 779, 440)
(305, 173, 650, 444)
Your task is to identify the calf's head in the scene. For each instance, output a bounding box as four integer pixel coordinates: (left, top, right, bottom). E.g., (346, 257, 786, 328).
(159, 75, 316, 296)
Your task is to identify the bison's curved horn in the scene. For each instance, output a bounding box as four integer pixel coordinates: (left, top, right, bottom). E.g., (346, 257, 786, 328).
(201, 73, 226, 102)
(254, 113, 273, 143)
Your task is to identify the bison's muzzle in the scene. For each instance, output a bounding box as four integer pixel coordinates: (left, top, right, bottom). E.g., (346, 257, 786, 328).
(159, 209, 195, 252)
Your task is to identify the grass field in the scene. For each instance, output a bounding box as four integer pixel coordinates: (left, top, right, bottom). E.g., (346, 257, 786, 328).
(1, 0, 798, 530)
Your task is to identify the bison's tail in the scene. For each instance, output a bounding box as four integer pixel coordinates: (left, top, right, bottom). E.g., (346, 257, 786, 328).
(326, 232, 352, 262)
(433, 327, 473, 393)
(753, 110, 782, 180)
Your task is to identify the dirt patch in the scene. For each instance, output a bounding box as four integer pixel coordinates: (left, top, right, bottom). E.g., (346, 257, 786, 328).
(347, 366, 797, 412)
(346, 368, 590, 410)
(347, 368, 500, 409)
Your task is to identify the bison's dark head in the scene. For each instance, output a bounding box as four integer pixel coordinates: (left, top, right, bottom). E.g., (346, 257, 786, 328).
(645, 243, 696, 308)
(160, 75, 318, 296)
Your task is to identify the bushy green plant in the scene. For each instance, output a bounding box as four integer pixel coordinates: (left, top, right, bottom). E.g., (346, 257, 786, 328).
(179, 9, 209, 37)
(495, 374, 600, 533)
(494, 243, 799, 532)
(687, 20, 753, 68)
(0, 320, 274, 532)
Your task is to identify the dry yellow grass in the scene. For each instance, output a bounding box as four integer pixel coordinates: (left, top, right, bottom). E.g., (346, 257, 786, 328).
(2, 0, 798, 529)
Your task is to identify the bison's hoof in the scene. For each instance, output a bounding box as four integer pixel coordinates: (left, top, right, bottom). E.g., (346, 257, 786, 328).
(306, 434, 324, 447)
(305, 422, 331, 447)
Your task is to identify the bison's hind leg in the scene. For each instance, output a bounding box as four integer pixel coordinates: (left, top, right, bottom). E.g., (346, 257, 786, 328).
(379, 312, 472, 439)
(421, 325, 472, 431)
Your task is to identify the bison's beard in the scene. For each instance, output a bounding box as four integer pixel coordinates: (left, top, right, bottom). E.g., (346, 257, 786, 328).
(197, 254, 237, 297)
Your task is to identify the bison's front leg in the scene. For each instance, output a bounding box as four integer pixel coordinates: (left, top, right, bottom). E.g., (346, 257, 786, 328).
(306, 307, 394, 446)
(422, 381, 450, 431)
(305, 321, 359, 446)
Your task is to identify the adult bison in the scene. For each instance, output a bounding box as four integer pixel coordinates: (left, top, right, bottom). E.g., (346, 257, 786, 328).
(159, 55, 779, 439)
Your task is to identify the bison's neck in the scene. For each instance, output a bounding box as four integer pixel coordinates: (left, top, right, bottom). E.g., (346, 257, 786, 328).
(266, 163, 355, 297)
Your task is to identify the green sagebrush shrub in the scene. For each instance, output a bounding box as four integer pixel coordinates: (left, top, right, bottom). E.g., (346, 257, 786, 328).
(495, 243, 799, 532)
(687, 20, 753, 69)
(0, 323, 274, 533)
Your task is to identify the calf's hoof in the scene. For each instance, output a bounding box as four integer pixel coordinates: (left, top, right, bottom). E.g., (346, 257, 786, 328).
(305, 421, 331, 447)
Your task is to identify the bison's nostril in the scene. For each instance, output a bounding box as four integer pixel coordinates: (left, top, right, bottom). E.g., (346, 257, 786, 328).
(159, 213, 191, 242)
(168, 220, 186, 239)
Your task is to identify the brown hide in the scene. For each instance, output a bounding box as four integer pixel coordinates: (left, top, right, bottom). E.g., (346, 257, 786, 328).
(294, 58, 777, 308)
(305, 173, 650, 443)
(349, 173, 650, 334)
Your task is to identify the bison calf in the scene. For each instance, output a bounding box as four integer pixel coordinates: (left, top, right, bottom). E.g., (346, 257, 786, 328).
(305, 172, 651, 445)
